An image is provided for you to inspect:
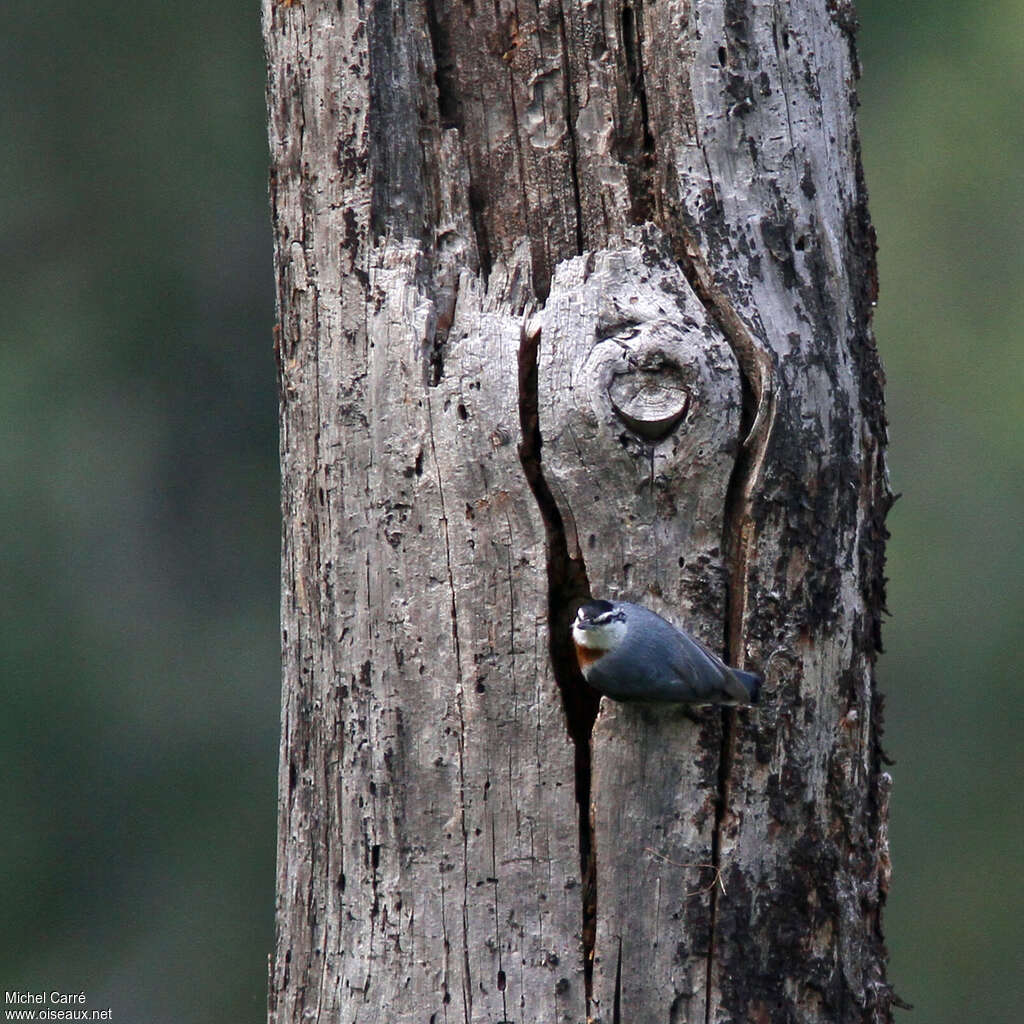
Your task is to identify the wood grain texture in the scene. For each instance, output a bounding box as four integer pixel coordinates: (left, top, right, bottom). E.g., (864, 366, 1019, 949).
(264, 1, 894, 1022)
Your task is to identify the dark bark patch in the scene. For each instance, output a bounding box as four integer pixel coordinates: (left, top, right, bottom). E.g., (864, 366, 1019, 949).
(614, 2, 658, 225)
(368, 4, 430, 244)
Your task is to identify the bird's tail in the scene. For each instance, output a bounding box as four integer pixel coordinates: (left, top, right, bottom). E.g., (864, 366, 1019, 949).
(733, 669, 762, 704)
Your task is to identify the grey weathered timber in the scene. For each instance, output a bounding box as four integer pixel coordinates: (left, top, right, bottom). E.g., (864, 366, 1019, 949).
(264, 2, 894, 1023)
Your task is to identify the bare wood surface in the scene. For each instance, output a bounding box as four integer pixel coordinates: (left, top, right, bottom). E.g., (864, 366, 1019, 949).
(265, 1, 893, 1022)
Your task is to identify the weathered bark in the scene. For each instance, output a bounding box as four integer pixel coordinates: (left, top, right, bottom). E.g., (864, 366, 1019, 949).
(264, 2, 894, 1023)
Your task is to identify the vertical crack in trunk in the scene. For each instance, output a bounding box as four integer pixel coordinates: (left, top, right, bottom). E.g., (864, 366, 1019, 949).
(674, 241, 775, 1024)
(490, 813, 510, 1024)
(556, 0, 585, 255)
(612, 934, 624, 1024)
(425, 395, 474, 1024)
(423, 0, 458, 130)
(423, 0, 493, 283)
(619, 0, 661, 225)
(516, 323, 601, 1011)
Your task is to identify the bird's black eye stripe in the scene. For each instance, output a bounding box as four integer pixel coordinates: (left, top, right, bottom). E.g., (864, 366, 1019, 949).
(576, 600, 623, 625)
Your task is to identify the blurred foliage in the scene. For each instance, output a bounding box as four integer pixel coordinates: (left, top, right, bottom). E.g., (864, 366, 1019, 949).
(1, 2, 278, 1021)
(857, 1, 1024, 1020)
(1, 2, 1019, 1022)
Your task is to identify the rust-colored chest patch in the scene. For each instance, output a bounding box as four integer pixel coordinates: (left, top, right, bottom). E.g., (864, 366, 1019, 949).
(574, 640, 603, 671)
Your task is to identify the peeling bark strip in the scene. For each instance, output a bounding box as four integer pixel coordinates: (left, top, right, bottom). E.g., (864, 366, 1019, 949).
(265, 2, 893, 1024)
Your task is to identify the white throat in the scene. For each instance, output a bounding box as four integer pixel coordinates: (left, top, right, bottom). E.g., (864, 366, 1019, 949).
(573, 617, 627, 651)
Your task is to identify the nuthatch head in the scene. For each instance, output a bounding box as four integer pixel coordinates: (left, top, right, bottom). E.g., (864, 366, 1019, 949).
(572, 599, 761, 705)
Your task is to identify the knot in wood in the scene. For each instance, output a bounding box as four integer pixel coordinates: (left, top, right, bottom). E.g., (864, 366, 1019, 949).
(594, 320, 698, 443)
(607, 351, 692, 441)
(540, 247, 742, 486)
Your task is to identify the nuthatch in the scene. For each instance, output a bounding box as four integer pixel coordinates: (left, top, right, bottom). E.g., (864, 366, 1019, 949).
(572, 599, 761, 705)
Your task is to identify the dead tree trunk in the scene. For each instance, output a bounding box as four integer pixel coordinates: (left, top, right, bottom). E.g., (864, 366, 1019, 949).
(264, 1, 894, 1022)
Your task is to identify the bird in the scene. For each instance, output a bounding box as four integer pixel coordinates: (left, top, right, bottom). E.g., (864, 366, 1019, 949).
(572, 598, 761, 705)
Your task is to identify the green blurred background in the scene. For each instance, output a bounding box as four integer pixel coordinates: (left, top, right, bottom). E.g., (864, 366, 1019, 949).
(1, 2, 1020, 1021)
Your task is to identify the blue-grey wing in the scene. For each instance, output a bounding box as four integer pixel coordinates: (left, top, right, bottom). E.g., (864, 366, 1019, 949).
(630, 604, 743, 703)
(663, 630, 735, 700)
